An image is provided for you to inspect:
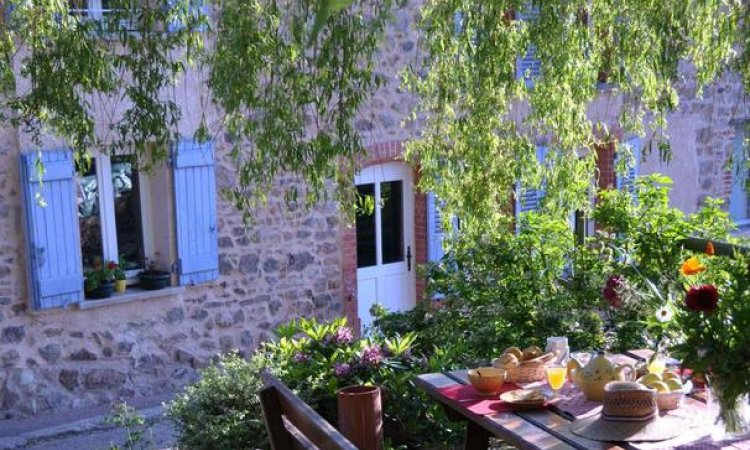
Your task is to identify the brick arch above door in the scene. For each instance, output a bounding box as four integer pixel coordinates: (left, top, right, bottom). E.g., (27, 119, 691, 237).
(341, 141, 427, 332)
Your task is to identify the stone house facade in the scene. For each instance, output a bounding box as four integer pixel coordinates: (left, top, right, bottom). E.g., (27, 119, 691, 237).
(1, 0, 749, 422)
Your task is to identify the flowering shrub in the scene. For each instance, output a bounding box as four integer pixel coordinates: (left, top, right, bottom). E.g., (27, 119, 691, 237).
(590, 175, 734, 351)
(684, 284, 719, 314)
(262, 317, 459, 447)
(602, 275, 625, 309)
(670, 252, 750, 418)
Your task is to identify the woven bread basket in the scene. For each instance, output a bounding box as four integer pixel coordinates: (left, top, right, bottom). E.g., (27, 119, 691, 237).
(498, 352, 556, 383)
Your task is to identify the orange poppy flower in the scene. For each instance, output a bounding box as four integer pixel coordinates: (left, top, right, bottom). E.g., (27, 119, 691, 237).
(681, 257, 706, 276)
(705, 241, 715, 257)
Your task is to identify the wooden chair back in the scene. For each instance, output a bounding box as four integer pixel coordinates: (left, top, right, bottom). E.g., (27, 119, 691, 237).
(259, 373, 359, 450)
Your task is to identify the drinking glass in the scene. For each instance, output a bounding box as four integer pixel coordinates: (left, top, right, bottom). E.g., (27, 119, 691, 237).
(546, 364, 567, 399)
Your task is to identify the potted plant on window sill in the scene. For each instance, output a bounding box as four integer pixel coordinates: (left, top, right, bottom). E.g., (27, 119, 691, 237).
(84, 261, 117, 299)
(113, 261, 127, 293)
(139, 260, 171, 290)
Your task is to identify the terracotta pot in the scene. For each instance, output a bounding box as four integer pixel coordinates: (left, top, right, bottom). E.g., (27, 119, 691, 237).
(337, 385, 383, 450)
(114, 279, 127, 293)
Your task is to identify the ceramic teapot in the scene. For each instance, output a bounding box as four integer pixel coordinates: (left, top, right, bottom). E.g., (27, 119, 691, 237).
(568, 351, 635, 401)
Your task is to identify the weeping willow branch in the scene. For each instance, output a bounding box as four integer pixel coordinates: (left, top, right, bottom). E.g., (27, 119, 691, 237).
(209, 0, 392, 222)
(405, 0, 746, 236)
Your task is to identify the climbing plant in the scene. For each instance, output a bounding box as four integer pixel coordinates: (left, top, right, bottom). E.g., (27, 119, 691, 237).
(404, 0, 747, 235)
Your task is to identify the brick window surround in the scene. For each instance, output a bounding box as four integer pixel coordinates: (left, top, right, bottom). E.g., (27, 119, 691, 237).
(341, 141, 427, 332)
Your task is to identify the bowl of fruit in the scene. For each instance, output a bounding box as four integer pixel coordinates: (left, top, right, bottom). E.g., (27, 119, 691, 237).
(636, 370, 692, 411)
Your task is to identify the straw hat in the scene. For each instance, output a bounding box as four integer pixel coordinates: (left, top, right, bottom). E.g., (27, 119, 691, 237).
(571, 382, 688, 442)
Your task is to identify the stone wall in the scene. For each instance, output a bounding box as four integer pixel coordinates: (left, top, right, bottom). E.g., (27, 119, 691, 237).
(644, 72, 750, 213)
(0, 0, 426, 421)
(2, 0, 749, 422)
(0, 138, 344, 418)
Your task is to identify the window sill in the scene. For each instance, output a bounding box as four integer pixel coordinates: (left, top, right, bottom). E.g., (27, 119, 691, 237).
(76, 286, 184, 310)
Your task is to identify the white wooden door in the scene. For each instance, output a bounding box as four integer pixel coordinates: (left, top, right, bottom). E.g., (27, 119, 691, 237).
(355, 162, 416, 328)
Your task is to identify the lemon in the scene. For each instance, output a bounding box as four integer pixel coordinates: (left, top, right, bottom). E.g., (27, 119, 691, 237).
(647, 381, 671, 393)
(665, 378, 683, 391)
(639, 373, 662, 385)
(662, 371, 681, 381)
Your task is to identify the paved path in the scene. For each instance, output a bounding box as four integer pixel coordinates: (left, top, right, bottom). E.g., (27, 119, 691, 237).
(0, 405, 177, 450)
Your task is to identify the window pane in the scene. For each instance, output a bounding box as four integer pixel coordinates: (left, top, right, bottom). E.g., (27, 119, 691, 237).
(356, 184, 376, 268)
(112, 155, 144, 271)
(380, 180, 404, 264)
(77, 160, 103, 271)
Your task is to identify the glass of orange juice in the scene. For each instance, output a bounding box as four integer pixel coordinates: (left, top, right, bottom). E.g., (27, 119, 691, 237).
(546, 364, 567, 399)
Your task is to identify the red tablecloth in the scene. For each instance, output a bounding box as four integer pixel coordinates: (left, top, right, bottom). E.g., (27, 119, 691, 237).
(436, 383, 524, 415)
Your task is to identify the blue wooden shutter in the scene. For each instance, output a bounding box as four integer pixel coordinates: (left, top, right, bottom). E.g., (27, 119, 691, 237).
(173, 139, 219, 285)
(3, 2, 15, 24)
(616, 137, 641, 195)
(167, 0, 208, 33)
(453, 11, 465, 35)
(516, 146, 547, 215)
(515, 3, 541, 88)
(729, 126, 749, 223)
(20, 150, 84, 310)
(427, 193, 459, 262)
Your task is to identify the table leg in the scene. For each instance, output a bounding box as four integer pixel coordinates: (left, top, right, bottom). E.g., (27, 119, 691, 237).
(464, 422, 490, 450)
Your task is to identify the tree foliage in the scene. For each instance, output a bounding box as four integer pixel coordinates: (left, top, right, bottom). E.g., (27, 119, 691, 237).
(1, 0, 749, 221)
(0, 0, 206, 169)
(405, 0, 748, 235)
(209, 0, 391, 219)
(0, 0, 391, 219)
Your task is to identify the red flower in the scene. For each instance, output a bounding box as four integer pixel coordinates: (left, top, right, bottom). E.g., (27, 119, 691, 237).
(685, 284, 719, 314)
(603, 275, 624, 309)
(107, 262, 118, 270)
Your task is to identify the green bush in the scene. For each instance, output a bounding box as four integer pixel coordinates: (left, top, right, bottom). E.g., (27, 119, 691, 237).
(414, 211, 606, 362)
(407, 174, 733, 358)
(166, 354, 268, 450)
(167, 317, 461, 449)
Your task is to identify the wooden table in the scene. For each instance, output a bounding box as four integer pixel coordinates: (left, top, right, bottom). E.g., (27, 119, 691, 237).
(415, 351, 750, 450)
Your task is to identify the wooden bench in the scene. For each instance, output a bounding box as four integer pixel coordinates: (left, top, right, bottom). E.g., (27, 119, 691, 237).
(259, 373, 359, 450)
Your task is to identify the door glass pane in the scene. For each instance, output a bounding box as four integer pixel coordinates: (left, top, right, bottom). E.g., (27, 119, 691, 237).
(380, 180, 404, 264)
(356, 184, 377, 268)
(111, 155, 144, 271)
(76, 159, 103, 271)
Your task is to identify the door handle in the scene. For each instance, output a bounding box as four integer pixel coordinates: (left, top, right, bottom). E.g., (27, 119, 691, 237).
(406, 245, 412, 272)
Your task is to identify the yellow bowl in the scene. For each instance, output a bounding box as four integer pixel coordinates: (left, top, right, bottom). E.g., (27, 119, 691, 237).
(468, 367, 506, 395)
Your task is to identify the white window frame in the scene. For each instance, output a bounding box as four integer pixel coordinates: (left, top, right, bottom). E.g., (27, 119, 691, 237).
(82, 154, 154, 281)
(69, 0, 139, 33)
(69, 0, 109, 20)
